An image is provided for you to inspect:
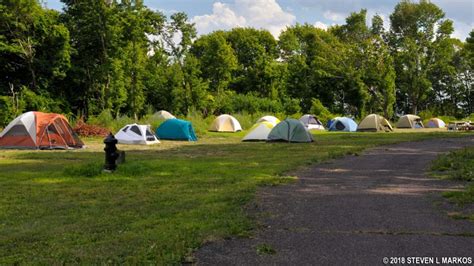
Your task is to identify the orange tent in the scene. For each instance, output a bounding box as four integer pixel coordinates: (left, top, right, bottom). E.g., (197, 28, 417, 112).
(0, 111, 84, 149)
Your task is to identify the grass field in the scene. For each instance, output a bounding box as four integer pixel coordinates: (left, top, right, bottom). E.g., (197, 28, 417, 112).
(0, 130, 472, 264)
(431, 146, 474, 221)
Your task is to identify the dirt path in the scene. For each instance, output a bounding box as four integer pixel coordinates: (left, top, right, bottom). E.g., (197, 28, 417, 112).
(195, 137, 474, 265)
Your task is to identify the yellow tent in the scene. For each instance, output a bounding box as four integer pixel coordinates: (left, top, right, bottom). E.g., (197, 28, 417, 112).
(396, 114, 424, 128)
(357, 114, 393, 132)
(242, 121, 274, 141)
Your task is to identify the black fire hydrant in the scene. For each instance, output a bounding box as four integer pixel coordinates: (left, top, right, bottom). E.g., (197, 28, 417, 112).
(104, 133, 119, 172)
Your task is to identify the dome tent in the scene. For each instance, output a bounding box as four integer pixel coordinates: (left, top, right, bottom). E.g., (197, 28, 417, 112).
(156, 119, 197, 141)
(0, 111, 84, 150)
(357, 114, 393, 132)
(154, 110, 175, 120)
(299, 114, 325, 130)
(256, 115, 280, 126)
(209, 114, 242, 132)
(115, 124, 159, 145)
(425, 118, 446, 128)
(242, 121, 274, 141)
(267, 119, 313, 143)
(396, 114, 424, 128)
(328, 117, 358, 132)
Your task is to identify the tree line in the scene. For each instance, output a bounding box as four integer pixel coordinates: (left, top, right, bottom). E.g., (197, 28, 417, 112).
(0, 0, 472, 126)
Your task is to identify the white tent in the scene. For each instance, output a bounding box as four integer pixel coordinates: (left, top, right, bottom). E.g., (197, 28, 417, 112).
(425, 118, 446, 128)
(299, 114, 325, 130)
(256, 115, 280, 126)
(209, 114, 242, 132)
(154, 110, 175, 120)
(242, 121, 274, 141)
(115, 124, 160, 145)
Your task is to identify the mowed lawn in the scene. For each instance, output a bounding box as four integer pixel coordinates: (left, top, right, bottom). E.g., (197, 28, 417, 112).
(0, 131, 470, 264)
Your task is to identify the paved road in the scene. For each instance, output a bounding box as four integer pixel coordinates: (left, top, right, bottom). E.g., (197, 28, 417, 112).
(195, 137, 474, 265)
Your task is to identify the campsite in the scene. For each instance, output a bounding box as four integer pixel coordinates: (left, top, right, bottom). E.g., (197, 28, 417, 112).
(1, 111, 473, 263)
(1, 0, 473, 264)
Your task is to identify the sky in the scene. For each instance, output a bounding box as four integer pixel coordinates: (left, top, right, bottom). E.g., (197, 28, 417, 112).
(43, 0, 473, 40)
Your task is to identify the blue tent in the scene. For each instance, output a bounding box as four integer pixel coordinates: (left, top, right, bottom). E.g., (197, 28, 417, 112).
(328, 117, 358, 132)
(156, 119, 198, 141)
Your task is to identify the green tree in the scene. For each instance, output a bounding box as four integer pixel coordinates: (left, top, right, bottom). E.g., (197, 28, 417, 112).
(61, 0, 164, 118)
(0, 0, 71, 114)
(61, 0, 118, 117)
(162, 12, 208, 115)
(225, 28, 282, 99)
(280, 23, 367, 115)
(389, 0, 453, 114)
(191, 31, 237, 95)
(332, 10, 396, 118)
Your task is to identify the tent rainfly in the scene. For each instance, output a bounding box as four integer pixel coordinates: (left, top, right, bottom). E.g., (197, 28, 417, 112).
(425, 118, 446, 128)
(357, 114, 393, 132)
(209, 114, 242, 132)
(0, 111, 84, 149)
(256, 115, 280, 126)
(156, 119, 197, 141)
(328, 117, 358, 132)
(115, 124, 159, 145)
(299, 114, 325, 130)
(242, 121, 275, 141)
(267, 119, 313, 143)
(396, 114, 424, 128)
(154, 110, 176, 120)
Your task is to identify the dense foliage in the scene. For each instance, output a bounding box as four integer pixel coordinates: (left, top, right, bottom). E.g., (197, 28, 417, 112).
(0, 0, 472, 126)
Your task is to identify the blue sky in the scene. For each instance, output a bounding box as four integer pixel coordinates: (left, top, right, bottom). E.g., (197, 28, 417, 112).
(43, 0, 473, 39)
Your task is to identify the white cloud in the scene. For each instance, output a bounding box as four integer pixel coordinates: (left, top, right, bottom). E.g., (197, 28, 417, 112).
(323, 10, 346, 22)
(314, 21, 328, 30)
(452, 20, 473, 41)
(192, 2, 246, 34)
(191, 0, 296, 37)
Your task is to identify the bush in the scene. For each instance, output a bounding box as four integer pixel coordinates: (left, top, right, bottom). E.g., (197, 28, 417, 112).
(309, 98, 336, 125)
(0, 96, 15, 127)
(184, 110, 214, 136)
(282, 98, 301, 115)
(465, 113, 474, 122)
(88, 109, 114, 129)
(229, 93, 284, 114)
(418, 110, 434, 121)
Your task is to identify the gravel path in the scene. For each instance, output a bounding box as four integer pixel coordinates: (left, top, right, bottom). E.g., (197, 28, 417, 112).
(195, 136, 474, 265)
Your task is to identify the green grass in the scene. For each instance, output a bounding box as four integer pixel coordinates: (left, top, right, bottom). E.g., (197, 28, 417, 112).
(431, 146, 474, 221)
(0, 131, 471, 264)
(256, 243, 276, 255)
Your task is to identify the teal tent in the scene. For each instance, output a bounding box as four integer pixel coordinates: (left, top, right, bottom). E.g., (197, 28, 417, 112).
(156, 119, 197, 141)
(267, 119, 313, 143)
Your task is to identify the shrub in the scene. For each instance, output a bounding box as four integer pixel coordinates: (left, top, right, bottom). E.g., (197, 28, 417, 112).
(309, 98, 335, 125)
(185, 111, 215, 136)
(88, 109, 114, 129)
(282, 98, 301, 115)
(0, 96, 15, 127)
(418, 110, 434, 121)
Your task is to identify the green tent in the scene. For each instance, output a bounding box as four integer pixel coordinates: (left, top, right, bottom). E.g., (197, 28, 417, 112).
(267, 119, 313, 143)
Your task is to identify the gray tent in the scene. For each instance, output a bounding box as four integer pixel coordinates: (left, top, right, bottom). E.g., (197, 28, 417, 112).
(299, 114, 325, 130)
(267, 119, 313, 143)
